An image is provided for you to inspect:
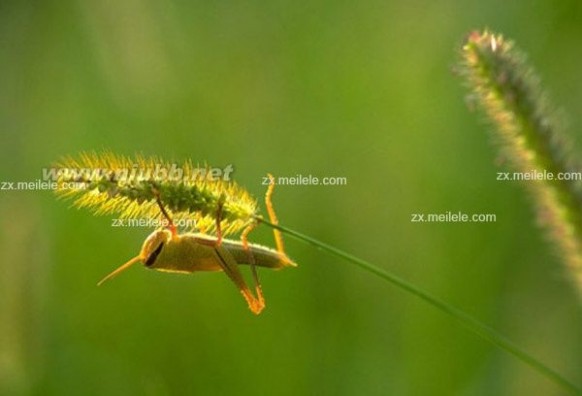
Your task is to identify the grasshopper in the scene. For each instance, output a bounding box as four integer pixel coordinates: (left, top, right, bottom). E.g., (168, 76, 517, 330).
(98, 175, 295, 314)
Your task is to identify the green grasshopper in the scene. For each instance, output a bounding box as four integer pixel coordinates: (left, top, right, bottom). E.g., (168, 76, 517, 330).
(98, 175, 296, 315)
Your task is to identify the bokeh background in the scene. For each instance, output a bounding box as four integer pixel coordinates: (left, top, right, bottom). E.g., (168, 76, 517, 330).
(1, 0, 582, 395)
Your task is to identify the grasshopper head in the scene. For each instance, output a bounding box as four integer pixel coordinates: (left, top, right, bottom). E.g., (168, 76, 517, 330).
(97, 228, 173, 286)
(140, 229, 172, 267)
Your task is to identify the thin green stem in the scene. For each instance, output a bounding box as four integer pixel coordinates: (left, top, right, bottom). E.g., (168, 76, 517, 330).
(259, 218, 581, 395)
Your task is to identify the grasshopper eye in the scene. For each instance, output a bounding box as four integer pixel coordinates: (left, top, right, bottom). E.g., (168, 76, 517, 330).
(145, 243, 165, 267)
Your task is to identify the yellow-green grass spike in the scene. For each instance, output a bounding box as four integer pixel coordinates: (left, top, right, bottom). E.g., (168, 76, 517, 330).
(53, 151, 258, 235)
(459, 30, 582, 294)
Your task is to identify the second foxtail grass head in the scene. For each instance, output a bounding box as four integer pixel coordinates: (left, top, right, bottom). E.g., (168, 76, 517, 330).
(459, 30, 582, 296)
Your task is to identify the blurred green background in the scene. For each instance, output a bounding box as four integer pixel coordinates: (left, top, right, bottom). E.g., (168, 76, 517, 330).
(1, 0, 582, 395)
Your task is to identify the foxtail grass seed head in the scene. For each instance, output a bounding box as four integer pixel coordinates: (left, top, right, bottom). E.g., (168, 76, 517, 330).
(459, 30, 582, 293)
(51, 152, 258, 235)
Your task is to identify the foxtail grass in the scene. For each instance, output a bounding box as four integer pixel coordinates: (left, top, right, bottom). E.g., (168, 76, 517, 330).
(459, 30, 582, 295)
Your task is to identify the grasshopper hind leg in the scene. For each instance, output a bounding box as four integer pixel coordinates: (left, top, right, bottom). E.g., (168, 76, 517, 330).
(241, 222, 265, 313)
(214, 243, 264, 315)
(235, 173, 290, 314)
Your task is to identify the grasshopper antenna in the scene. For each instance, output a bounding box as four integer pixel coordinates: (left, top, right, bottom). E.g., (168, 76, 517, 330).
(97, 255, 142, 286)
